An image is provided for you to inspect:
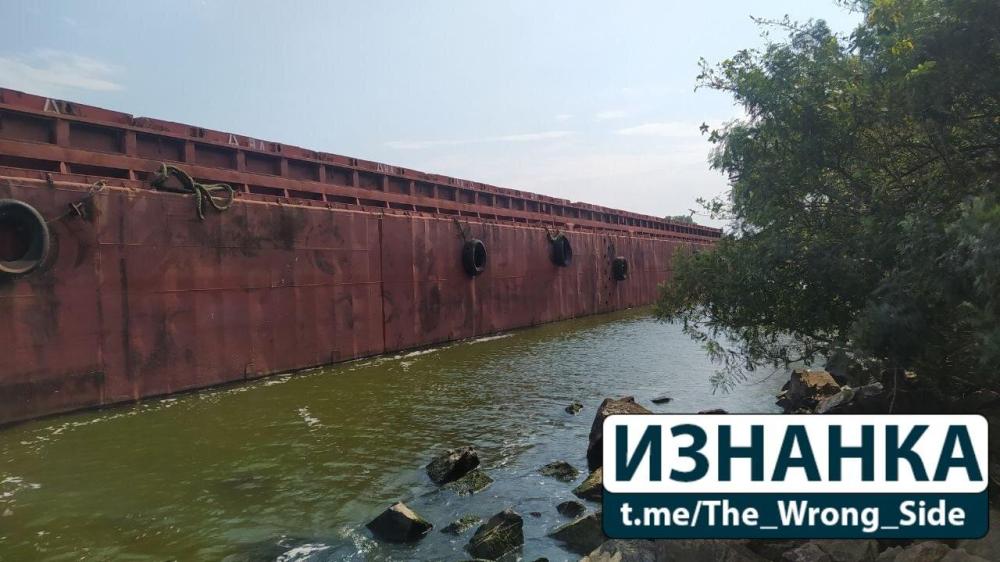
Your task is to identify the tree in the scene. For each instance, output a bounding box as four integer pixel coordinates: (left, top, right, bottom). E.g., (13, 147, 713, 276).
(666, 214, 695, 224)
(657, 0, 1000, 395)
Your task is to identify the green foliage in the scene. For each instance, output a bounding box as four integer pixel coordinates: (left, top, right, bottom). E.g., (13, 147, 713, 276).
(666, 214, 696, 224)
(657, 0, 1000, 392)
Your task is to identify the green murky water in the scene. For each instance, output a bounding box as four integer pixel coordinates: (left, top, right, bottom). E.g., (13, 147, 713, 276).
(0, 309, 782, 561)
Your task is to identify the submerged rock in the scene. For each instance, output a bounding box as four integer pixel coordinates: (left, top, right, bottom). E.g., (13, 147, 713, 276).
(222, 536, 324, 562)
(466, 509, 524, 560)
(565, 401, 584, 415)
(573, 467, 603, 502)
(442, 515, 483, 535)
(582, 539, 767, 562)
(366, 501, 433, 543)
(549, 511, 606, 555)
(556, 500, 586, 518)
(443, 468, 494, 495)
(651, 394, 672, 404)
(698, 408, 729, 414)
(539, 460, 580, 482)
(427, 446, 480, 485)
(587, 396, 652, 470)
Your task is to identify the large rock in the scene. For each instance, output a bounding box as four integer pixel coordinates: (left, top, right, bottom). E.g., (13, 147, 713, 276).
(587, 396, 652, 470)
(365, 502, 433, 543)
(783, 542, 832, 562)
(582, 539, 767, 561)
(875, 541, 988, 561)
(747, 540, 806, 561)
(777, 369, 841, 413)
(957, 508, 1000, 559)
(814, 383, 886, 414)
(952, 389, 1000, 413)
(783, 540, 879, 562)
(548, 511, 606, 555)
(466, 509, 524, 560)
(813, 540, 879, 562)
(566, 401, 584, 415)
(573, 467, 603, 502)
(426, 446, 480, 485)
(539, 460, 580, 482)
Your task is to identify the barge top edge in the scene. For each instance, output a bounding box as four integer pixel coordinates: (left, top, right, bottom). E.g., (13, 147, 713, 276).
(0, 86, 720, 241)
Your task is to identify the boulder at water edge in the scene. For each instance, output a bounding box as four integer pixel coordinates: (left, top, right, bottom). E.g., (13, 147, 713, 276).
(466, 509, 524, 560)
(573, 467, 603, 502)
(366, 502, 433, 543)
(582, 539, 767, 562)
(814, 383, 886, 414)
(776, 369, 841, 413)
(781, 539, 878, 561)
(549, 511, 606, 555)
(874, 541, 988, 561)
(587, 396, 651, 470)
(426, 446, 480, 485)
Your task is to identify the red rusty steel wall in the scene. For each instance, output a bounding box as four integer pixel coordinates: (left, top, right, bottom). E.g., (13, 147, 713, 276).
(0, 180, 694, 425)
(0, 88, 718, 424)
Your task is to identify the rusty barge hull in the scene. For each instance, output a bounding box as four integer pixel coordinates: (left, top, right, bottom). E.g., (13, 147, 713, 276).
(0, 88, 720, 425)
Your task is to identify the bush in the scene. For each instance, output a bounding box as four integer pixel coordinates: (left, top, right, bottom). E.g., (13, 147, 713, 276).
(657, 0, 1000, 393)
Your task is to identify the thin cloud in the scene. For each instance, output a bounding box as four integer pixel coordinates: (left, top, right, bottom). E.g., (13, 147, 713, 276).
(615, 121, 702, 137)
(554, 113, 573, 122)
(386, 130, 574, 150)
(595, 109, 627, 121)
(0, 49, 122, 95)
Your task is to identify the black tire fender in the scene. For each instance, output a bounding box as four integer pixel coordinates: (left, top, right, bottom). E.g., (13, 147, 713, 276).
(462, 238, 487, 277)
(612, 256, 629, 281)
(0, 199, 51, 276)
(550, 234, 573, 267)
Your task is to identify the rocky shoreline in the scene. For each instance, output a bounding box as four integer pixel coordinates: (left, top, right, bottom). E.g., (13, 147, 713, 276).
(359, 369, 999, 561)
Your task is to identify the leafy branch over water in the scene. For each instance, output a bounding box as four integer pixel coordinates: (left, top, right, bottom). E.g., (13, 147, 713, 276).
(657, 0, 1000, 394)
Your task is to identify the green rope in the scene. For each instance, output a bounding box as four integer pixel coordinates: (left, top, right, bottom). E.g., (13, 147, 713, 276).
(452, 217, 471, 241)
(46, 180, 106, 224)
(150, 164, 235, 220)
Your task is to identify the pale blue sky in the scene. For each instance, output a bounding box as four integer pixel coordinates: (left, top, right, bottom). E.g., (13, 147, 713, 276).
(0, 1, 859, 225)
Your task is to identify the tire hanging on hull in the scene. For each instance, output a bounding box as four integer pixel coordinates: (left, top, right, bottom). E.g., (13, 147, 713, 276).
(550, 234, 572, 267)
(0, 199, 50, 277)
(462, 238, 488, 277)
(612, 256, 629, 281)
